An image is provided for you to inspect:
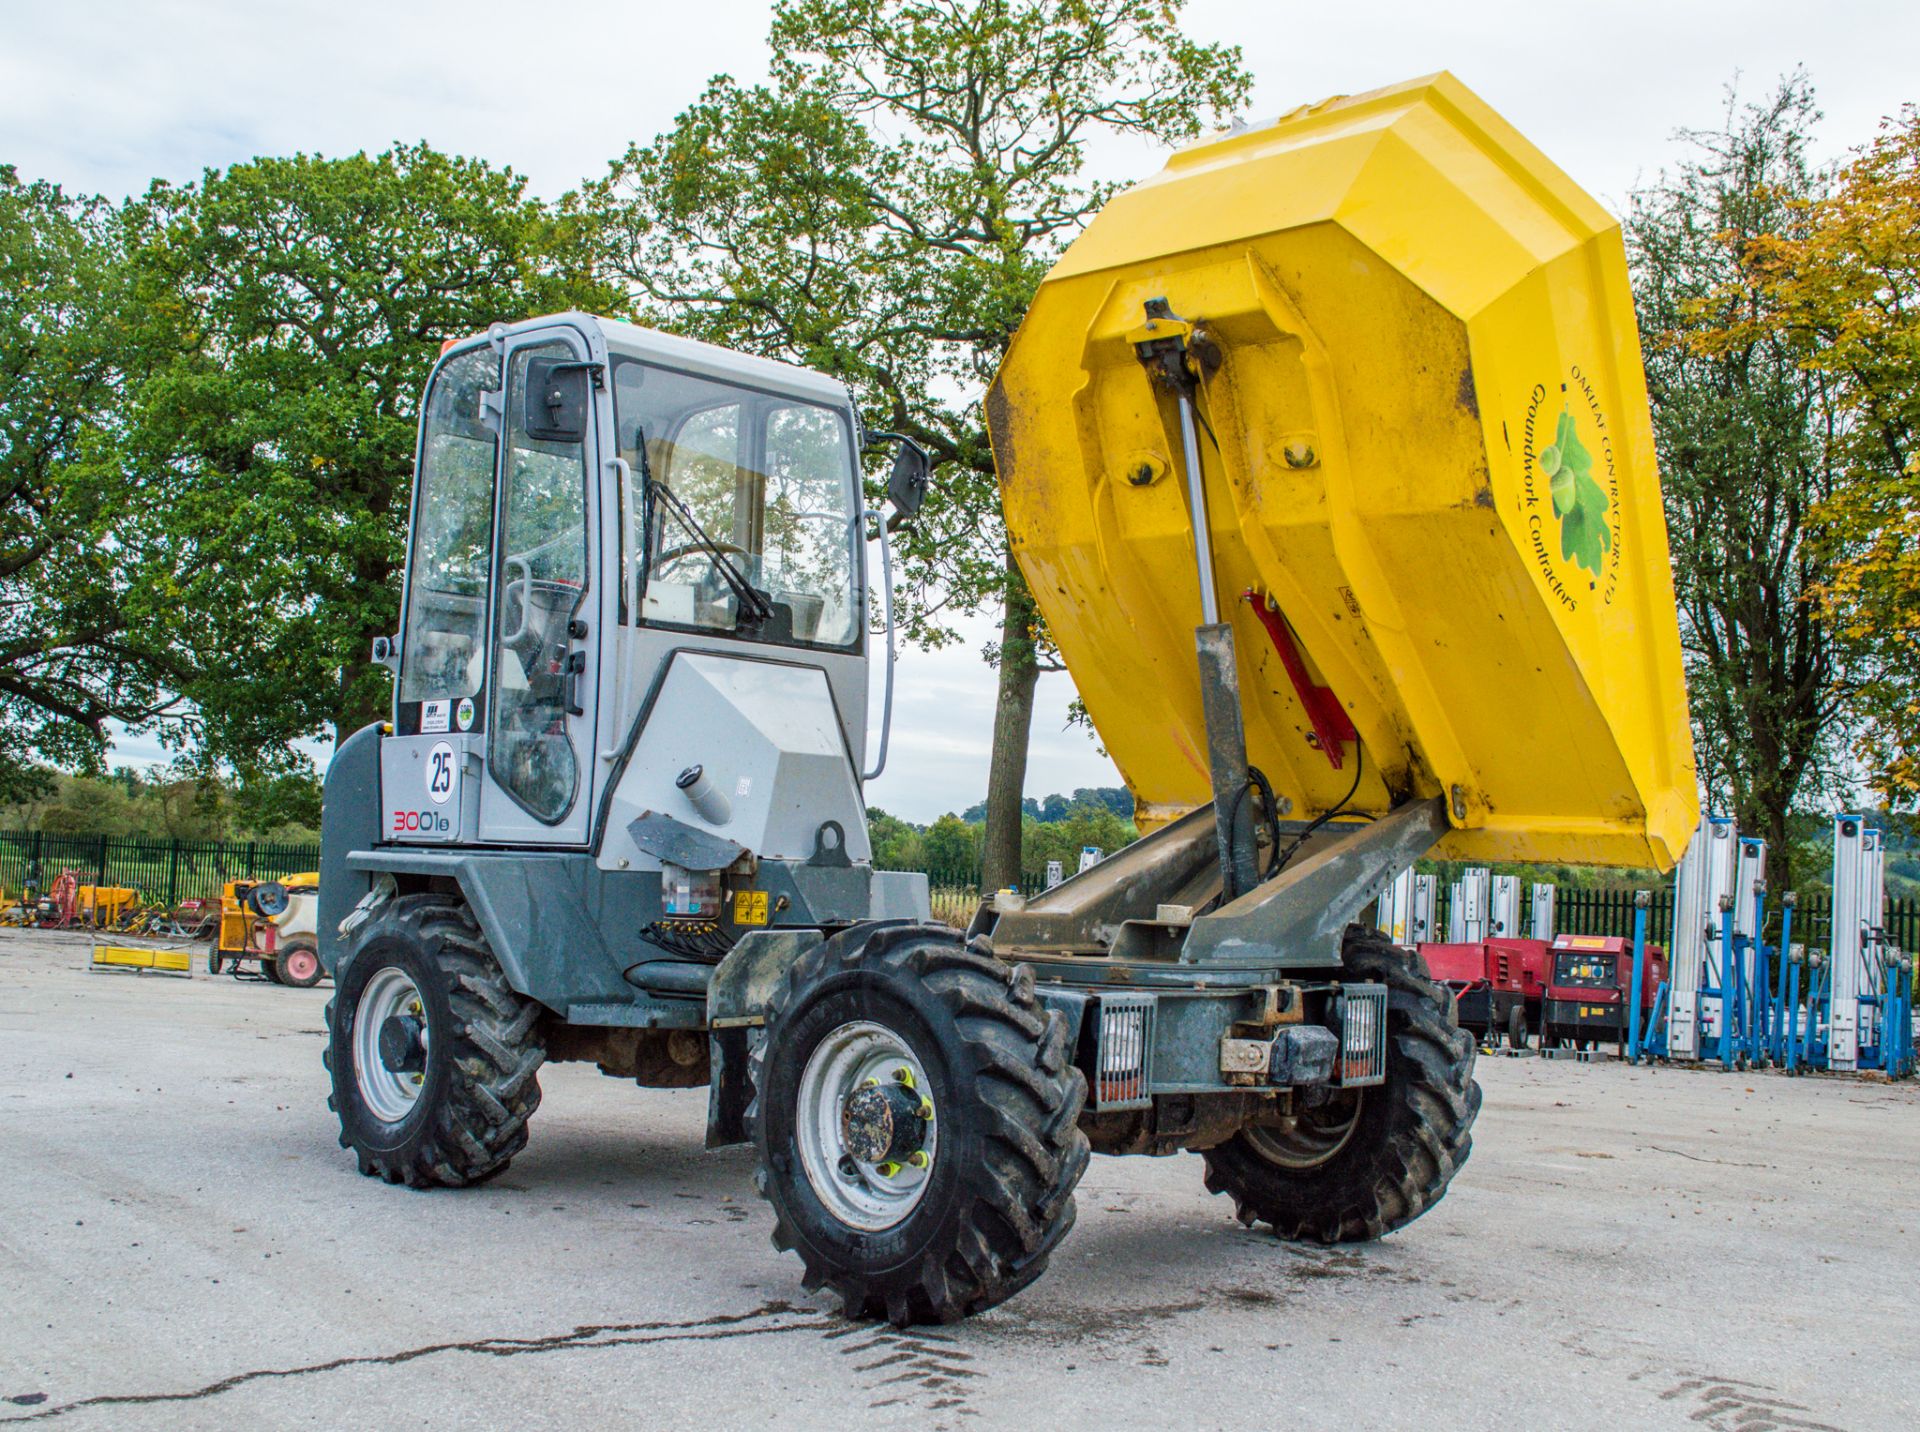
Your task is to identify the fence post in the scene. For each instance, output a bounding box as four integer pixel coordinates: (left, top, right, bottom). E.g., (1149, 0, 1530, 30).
(97, 834, 109, 888)
(167, 840, 181, 907)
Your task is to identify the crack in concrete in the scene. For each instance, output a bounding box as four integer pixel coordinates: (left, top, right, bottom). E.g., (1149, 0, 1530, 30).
(0, 1302, 836, 1425)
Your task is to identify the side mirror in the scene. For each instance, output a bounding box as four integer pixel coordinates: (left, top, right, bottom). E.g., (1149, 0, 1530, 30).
(886, 438, 931, 520)
(524, 357, 590, 443)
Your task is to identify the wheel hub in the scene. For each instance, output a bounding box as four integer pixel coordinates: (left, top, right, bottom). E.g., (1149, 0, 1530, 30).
(378, 1013, 426, 1074)
(795, 1022, 939, 1231)
(353, 967, 430, 1124)
(840, 1081, 928, 1165)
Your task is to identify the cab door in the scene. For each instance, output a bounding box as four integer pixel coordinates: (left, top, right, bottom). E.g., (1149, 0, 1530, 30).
(477, 329, 600, 844)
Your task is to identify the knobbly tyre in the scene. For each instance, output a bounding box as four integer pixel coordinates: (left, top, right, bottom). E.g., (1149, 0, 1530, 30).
(318, 75, 1696, 1327)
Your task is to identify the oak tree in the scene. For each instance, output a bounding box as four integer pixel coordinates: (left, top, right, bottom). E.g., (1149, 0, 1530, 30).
(123, 145, 620, 767)
(1716, 107, 1920, 803)
(587, 0, 1248, 888)
(0, 166, 181, 798)
(1625, 76, 1852, 884)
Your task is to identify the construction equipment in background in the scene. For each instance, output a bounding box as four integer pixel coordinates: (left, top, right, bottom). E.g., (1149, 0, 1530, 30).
(1530, 883, 1556, 942)
(1540, 933, 1666, 1052)
(75, 884, 138, 928)
(1422, 938, 1534, 1049)
(90, 943, 192, 977)
(1638, 812, 1912, 1078)
(318, 73, 1695, 1326)
(209, 874, 324, 987)
(1793, 815, 1913, 1076)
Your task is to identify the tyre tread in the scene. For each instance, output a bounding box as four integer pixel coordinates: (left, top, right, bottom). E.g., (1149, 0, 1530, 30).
(749, 923, 1088, 1326)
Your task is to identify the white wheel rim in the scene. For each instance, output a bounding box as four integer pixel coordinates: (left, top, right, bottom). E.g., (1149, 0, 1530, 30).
(1244, 1090, 1365, 1169)
(354, 967, 428, 1124)
(794, 1020, 938, 1232)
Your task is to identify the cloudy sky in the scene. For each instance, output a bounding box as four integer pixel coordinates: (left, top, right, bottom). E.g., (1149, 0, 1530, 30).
(4, 1, 1913, 821)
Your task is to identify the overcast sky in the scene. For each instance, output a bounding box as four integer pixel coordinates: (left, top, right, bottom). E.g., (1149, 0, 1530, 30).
(4, 1, 1913, 821)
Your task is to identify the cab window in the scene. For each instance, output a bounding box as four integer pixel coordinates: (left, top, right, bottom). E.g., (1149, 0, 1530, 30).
(612, 359, 859, 648)
(399, 345, 500, 709)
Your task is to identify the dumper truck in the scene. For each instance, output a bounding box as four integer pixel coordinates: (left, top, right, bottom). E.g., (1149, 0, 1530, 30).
(317, 73, 1695, 1326)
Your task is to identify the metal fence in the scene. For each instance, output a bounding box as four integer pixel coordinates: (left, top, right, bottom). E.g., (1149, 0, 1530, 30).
(11, 830, 1912, 954)
(1521, 885, 1920, 953)
(905, 865, 1047, 898)
(0, 831, 321, 908)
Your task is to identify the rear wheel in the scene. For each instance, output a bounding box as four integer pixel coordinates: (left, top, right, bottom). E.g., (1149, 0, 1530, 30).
(751, 924, 1089, 1326)
(1507, 1002, 1528, 1050)
(261, 954, 284, 984)
(1202, 926, 1480, 1242)
(325, 895, 544, 1187)
(278, 941, 323, 988)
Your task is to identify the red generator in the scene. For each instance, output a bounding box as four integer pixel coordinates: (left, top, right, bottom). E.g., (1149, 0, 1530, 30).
(1418, 939, 1550, 1048)
(1542, 934, 1669, 1050)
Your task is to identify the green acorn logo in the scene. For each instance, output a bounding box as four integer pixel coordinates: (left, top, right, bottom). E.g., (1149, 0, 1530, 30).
(1540, 408, 1611, 576)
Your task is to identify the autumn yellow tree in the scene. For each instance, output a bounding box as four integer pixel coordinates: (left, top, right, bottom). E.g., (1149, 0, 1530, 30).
(1719, 108, 1920, 801)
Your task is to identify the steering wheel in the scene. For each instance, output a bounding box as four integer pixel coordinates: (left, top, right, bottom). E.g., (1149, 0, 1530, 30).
(653, 540, 750, 579)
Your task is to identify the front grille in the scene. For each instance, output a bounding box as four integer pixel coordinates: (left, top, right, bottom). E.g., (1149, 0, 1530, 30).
(1338, 983, 1389, 1086)
(1095, 994, 1156, 1109)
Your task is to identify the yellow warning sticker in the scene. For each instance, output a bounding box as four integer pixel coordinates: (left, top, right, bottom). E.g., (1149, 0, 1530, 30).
(733, 890, 770, 926)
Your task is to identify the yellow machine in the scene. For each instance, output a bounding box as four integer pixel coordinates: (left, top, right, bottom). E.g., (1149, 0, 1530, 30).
(211, 873, 324, 987)
(76, 885, 139, 925)
(991, 72, 1696, 871)
(312, 74, 1698, 1329)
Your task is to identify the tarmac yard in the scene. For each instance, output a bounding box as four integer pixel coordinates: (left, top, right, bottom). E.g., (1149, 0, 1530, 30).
(2, 927, 1915, 1431)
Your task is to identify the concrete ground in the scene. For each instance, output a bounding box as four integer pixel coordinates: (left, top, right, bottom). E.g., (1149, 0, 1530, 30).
(1, 926, 1915, 1432)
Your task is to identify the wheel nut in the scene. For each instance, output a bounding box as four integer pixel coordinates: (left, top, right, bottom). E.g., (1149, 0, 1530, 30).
(907, 1151, 929, 1169)
(877, 1161, 901, 1177)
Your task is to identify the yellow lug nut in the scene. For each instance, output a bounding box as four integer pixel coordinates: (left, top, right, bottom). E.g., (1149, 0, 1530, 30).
(907, 1151, 930, 1169)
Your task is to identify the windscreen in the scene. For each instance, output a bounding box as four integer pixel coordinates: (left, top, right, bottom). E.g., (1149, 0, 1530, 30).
(612, 359, 860, 649)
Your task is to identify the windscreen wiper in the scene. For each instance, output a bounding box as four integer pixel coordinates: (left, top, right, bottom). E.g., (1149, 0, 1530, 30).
(633, 429, 774, 624)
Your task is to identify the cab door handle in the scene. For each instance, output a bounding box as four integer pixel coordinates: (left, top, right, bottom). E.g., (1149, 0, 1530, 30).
(565, 650, 587, 717)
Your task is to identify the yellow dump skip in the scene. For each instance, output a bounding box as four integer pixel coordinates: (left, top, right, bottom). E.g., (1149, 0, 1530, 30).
(990, 73, 1696, 869)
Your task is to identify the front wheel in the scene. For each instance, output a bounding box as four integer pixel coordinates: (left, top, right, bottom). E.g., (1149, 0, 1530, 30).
(1202, 926, 1480, 1242)
(751, 925, 1089, 1326)
(1507, 1002, 1528, 1050)
(325, 895, 544, 1187)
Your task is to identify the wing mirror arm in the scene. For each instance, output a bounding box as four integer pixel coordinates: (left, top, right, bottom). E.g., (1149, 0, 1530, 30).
(861, 508, 896, 783)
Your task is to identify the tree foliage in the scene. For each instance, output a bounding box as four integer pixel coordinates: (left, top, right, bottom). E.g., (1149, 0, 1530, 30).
(1705, 106, 1920, 803)
(120, 145, 620, 764)
(0, 166, 181, 795)
(586, 0, 1248, 887)
(1626, 76, 1852, 882)
(0, 763, 320, 842)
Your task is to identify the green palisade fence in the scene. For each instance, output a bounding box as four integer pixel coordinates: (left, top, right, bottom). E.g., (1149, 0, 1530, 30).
(0, 832, 321, 909)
